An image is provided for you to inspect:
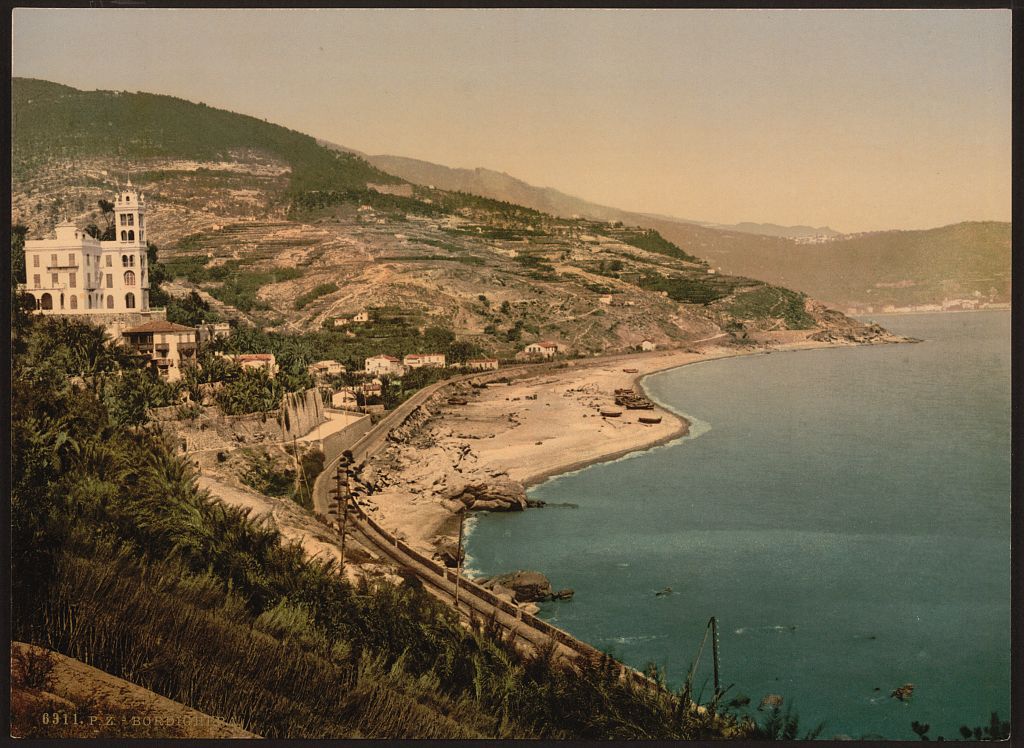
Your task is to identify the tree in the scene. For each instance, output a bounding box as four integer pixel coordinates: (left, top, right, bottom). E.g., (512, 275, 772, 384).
(97, 198, 116, 241)
(11, 223, 28, 285)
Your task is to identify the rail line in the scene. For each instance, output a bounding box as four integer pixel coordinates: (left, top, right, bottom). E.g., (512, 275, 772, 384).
(311, 359, 672, 690)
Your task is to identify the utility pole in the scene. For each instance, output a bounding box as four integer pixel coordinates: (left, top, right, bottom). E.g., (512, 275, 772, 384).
(710, 616, 720, 697)
(335, 457, 351, 574)
(454, 510, 465, 611)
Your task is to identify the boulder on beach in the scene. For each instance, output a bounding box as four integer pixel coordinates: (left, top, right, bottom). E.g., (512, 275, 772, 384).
(443, 479, 528, 511)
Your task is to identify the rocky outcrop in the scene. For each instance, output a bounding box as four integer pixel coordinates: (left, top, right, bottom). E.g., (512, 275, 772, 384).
(478, 571, 574, 603)
(443, 479, 529, 511)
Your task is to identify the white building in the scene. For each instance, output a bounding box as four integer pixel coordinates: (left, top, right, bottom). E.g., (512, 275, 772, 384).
(196, 321, 232, 344)
(22, 181, 151, 314)
(309, 359, 347, 378)
(403, 353, 446, 369)
(522, 341, 560, 358)
(464, 358, 500, 371)
(365, 354, 404, 376)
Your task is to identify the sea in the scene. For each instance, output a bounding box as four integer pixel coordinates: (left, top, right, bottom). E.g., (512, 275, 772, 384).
(464, 311, 1011, 740)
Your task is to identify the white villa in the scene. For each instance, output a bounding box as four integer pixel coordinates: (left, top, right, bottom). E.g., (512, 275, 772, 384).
(365, 354, 404, 376)
(403, 353, 446, 369)
(21, 181, 152, 315)
(522, 341, 561, 358)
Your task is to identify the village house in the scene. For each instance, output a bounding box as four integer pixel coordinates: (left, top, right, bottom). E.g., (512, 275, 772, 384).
(353, 311, 370, 323)
(521, 341, 561, 359)
(365, 354, 404, 376)
(308, 359, 347, 378)
(640, 340, 657, 351)
(120, 320, 197, 382)
(195, 321, 232, 344)
(403, 352, 446, 369)
(222, 353, 278, 377)
(598, 295, 613, 305)
(464, 358, 500, 371)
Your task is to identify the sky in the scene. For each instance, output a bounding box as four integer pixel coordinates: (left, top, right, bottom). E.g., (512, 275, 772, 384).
(11, 8, 1012, 233)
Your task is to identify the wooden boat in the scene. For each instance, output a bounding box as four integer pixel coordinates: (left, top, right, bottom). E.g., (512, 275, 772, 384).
(600, 408, 622, 418)
(639, 415, 662, 424)
(622, 368, 639, 373)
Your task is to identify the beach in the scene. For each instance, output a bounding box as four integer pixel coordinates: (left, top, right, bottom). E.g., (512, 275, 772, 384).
(361, 334, 856, 558)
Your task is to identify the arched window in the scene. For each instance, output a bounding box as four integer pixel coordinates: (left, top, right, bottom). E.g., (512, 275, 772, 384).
(125, 292, 136, 309)
(121, 230, 127, 242)
(106, 295, 114, 309)
(86, 295, 92, 309)
(40, 293, 53, 310)
(130, 255, 135, 267)
(70, 295, 78, 310)
(59, 293, 65, 310)
(128, 230, 135, 241)
(124, 271, 136, 286)
(122, 255, 129, 267)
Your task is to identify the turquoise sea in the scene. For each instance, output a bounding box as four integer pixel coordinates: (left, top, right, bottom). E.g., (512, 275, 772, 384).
(464, 311, 1011, 740)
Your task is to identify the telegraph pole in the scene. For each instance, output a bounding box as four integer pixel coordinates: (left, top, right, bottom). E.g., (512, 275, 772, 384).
(454, 510, 465, 611)
(710, 616, 720, 697)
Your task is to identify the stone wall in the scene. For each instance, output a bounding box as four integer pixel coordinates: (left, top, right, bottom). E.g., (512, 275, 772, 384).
(153, 387, 327, 453)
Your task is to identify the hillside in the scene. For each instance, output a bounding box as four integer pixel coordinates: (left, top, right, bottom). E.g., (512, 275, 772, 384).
(11, 77, 884, 361)
(359, 153, 1010, 312)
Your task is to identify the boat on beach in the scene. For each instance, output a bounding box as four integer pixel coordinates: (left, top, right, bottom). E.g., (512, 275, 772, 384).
(639, 415, 662, 424)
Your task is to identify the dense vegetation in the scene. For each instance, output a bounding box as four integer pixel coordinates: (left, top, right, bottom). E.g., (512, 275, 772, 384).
(12, 78, 401, 195)
(10, 293, 748, 739)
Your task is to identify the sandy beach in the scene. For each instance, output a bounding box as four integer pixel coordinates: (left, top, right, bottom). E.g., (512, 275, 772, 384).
(361, 334, 855, 558)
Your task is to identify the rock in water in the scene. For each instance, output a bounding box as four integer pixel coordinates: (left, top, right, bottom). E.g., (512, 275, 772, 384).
(759, 694, 784, 711)
(484, 570, 554, 602)
(890, 683, 915, 701)
(553, 588, 575, 600)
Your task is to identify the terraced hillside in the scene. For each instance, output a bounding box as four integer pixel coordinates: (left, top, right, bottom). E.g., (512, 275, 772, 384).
(11, 78, 882, 357)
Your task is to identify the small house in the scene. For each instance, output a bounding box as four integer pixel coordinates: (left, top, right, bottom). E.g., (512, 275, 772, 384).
(365, 355, 404, 376)
(308, 359, 347, 378)
(403, 352, 446, 369)
(522, 341, 561, 359)
(465, 358, 500, 371)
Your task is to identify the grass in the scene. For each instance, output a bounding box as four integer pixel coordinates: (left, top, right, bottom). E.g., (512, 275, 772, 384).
(294, 282, 339, 310)
(721, 285, 816, 329)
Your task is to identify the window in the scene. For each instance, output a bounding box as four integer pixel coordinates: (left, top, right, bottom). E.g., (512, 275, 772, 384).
(139, 231, 144, 242)
(68, 253, 75, 266)
(52, 273, 58, 286)
(86, 254, 90, 265)
(50, 254, 57, 266)
(125, 292, 136, 309)
(40, 293, 53, 310)
(70, 295, 78, 310)
(138, 215, 144, 227)
(106, 274, 113, 288)
(121, 230, 127, 242)
(127, 214, 134, 226)
(32, 255, 39, 268)
(124, 271, 136, 286)
(69, 273, 76, 288)
(126, 196, 130, 203)
(106, 296, 114, 309)
(122, 255, 129, 267)
(130, 255, 135, 267)
(120, 214, 127, 226)
(33, 274, 40, 288)
(128, 230, 135, 241)
(106, 255, 112, 267)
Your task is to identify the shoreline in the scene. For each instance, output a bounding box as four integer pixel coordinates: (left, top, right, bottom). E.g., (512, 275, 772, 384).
(362, 334, 904, 558)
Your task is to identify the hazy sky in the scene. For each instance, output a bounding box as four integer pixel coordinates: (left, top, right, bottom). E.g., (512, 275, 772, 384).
(12, 8, 1012, 232)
